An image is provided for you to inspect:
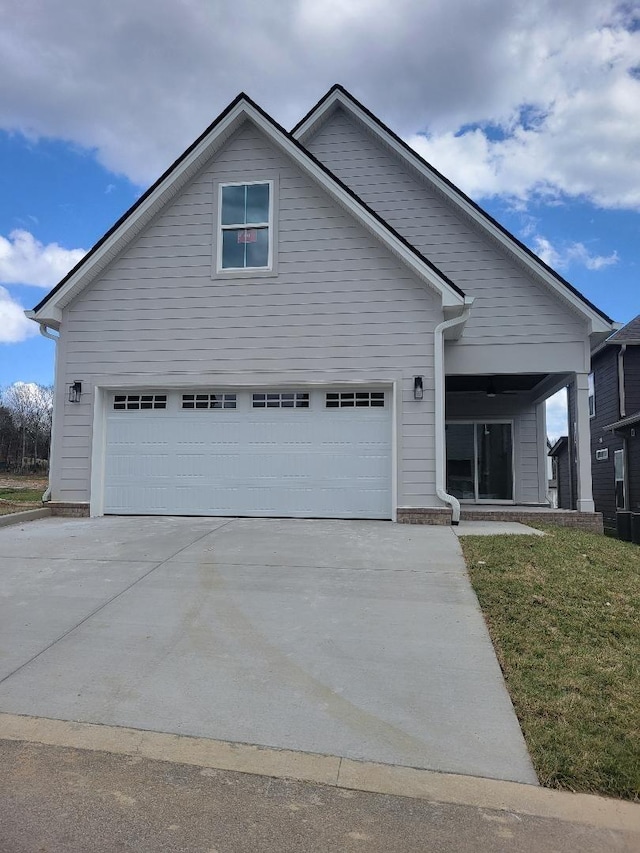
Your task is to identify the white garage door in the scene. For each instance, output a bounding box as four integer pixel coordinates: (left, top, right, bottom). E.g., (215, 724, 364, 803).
(104, 388, 392, 519)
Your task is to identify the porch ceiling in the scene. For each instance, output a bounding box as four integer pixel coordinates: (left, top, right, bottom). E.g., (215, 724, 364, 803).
(446, 373, 547, 395)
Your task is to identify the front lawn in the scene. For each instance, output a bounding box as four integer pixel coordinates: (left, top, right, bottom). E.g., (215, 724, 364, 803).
(0, 487, 44, 515)
(460, 526, 640, 801)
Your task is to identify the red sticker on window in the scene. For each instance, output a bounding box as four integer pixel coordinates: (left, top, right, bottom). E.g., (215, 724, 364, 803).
(237, 229, 257, 243)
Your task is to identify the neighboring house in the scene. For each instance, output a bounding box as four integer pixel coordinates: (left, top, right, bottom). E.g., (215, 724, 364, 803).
(585, 315, 640, 534)
(546, 437, 558, 508)
(27, 85, 614, 525)
(548, 436, 570, 511)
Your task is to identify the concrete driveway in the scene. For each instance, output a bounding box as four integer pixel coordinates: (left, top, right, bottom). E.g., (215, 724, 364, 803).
(0, 516, 536, 784)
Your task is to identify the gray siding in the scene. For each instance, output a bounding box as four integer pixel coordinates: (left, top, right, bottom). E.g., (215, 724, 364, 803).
(589, 345, 640, 530)
(589, 348, 623, 529)
(623, 347, 640, 516)
(555, 444, 572, 510)
(54, 120, 443, 509)
(623, 347, 640, 414)
(627, 432, 640, 515)
(565, 382, 578, 511)
(305, 109, 588, 372)
(445, 393, 543, 503)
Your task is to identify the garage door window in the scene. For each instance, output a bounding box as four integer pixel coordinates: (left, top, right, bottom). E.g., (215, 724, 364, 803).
(113, 394, 167, 411)
(252, 392, 309, 409)
(182, 393, 237, 410)
(326, 391, 385, 408)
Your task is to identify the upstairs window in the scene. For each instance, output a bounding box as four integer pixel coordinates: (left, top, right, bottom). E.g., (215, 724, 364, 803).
(588, 372, 595, 418)
(219, 182, 271, 270)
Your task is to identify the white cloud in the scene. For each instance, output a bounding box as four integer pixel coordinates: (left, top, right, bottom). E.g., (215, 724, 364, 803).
(0, 1, 637, 211)
(0, 230, 85, 288)
(532, 237, 619, 271)
(0, 286, 38, 344)
(546, 388, 568, 443)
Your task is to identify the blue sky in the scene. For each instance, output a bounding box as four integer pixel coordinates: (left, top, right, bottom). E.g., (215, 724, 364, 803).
(1, 1, 638, 441)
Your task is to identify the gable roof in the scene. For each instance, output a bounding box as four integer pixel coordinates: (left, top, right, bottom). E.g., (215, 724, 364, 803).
(548, 436, 568, 456)
(293, 84, 614, 334)
(606, 314, 640, 344)
(29, 93, 466, 326)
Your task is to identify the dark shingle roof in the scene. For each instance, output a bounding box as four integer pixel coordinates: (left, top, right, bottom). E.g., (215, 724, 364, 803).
(604, 411, 640, 431)
(608, 314, 640, 343)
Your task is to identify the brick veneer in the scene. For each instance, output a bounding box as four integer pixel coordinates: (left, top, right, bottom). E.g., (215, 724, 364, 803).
(397, 506, 603, 532)
(48, 502, 90, 518)
(396, 508, 452, 525)
(44, 502, 604, 532)
(459, 509, 604, 533)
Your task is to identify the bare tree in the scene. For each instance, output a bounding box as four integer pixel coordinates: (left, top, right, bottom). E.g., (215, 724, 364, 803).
(1, 383, 54, 470)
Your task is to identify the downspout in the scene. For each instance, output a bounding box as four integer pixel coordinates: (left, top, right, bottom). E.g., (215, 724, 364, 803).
(434, 298, 474, 525)
(618, 344, 627, 419)
(37, 324, 60, 503)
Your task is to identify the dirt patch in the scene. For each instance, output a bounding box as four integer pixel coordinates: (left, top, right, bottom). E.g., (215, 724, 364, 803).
(0, 475, 48, 490)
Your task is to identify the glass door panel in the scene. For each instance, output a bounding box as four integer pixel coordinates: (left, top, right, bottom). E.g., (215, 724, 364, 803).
(446, 423, 476, 500)
(476, 423, 513, 501)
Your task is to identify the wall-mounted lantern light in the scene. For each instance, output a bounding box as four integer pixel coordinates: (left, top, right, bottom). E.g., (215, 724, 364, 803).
(413, 376, 424, 400)
(68, 381, 82, 403)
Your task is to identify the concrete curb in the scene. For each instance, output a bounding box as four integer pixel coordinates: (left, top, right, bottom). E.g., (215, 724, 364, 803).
(0, 713, 637, 833)
(0, 507, 51, 528)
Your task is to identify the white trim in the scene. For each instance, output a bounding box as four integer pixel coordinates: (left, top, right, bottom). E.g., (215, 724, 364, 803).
(216, 179, 274, 273)
(89, 386, 107, 518)
(588, 371, 595, 419)
(31, 98, 464, 324)
(536, 401, 550, 505)
(574, 372, 595, 512)
(391, 379, 399, 522)
(294, 89, 612, 334)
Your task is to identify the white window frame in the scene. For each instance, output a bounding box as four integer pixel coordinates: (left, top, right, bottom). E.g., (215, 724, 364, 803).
(588, 372, 595, 418)
(216, 180, 274, 274)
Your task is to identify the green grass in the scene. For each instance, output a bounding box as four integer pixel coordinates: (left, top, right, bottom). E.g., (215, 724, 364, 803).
(460, 526, 640, 801)
(0, 487, 43, 506)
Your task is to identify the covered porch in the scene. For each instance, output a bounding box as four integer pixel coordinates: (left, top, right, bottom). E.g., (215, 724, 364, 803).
(444, 371, 598, 526)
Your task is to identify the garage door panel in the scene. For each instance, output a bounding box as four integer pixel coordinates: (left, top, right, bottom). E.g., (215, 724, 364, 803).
(104, 389, 392, 518)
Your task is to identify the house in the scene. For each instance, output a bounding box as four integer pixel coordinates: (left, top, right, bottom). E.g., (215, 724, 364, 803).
(585, 315, 640, 535)
(548, 436, 570, 511)
(26, 85, 614, 526)
(546, 437, 559, 508)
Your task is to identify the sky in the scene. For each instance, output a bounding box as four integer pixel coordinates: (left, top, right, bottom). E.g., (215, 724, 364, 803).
(0, 0, 638, 441)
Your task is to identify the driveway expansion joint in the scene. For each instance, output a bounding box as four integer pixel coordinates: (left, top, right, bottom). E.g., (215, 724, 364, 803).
(0, 517, 539, 785)
(0, 517, 239, 688)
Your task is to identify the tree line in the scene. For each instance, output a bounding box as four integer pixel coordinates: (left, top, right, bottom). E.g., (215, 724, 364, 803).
(0, 384, 53, 472)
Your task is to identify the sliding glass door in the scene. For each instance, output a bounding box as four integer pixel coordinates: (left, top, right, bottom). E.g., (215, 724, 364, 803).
(446, 422, 514, 502)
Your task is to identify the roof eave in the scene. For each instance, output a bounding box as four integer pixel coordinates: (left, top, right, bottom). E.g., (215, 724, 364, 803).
(604, 411, 640, 431)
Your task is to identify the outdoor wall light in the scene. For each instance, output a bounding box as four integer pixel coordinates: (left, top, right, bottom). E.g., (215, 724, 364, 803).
(68, 381, 82, 403)
(413, 375, 424, 400)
